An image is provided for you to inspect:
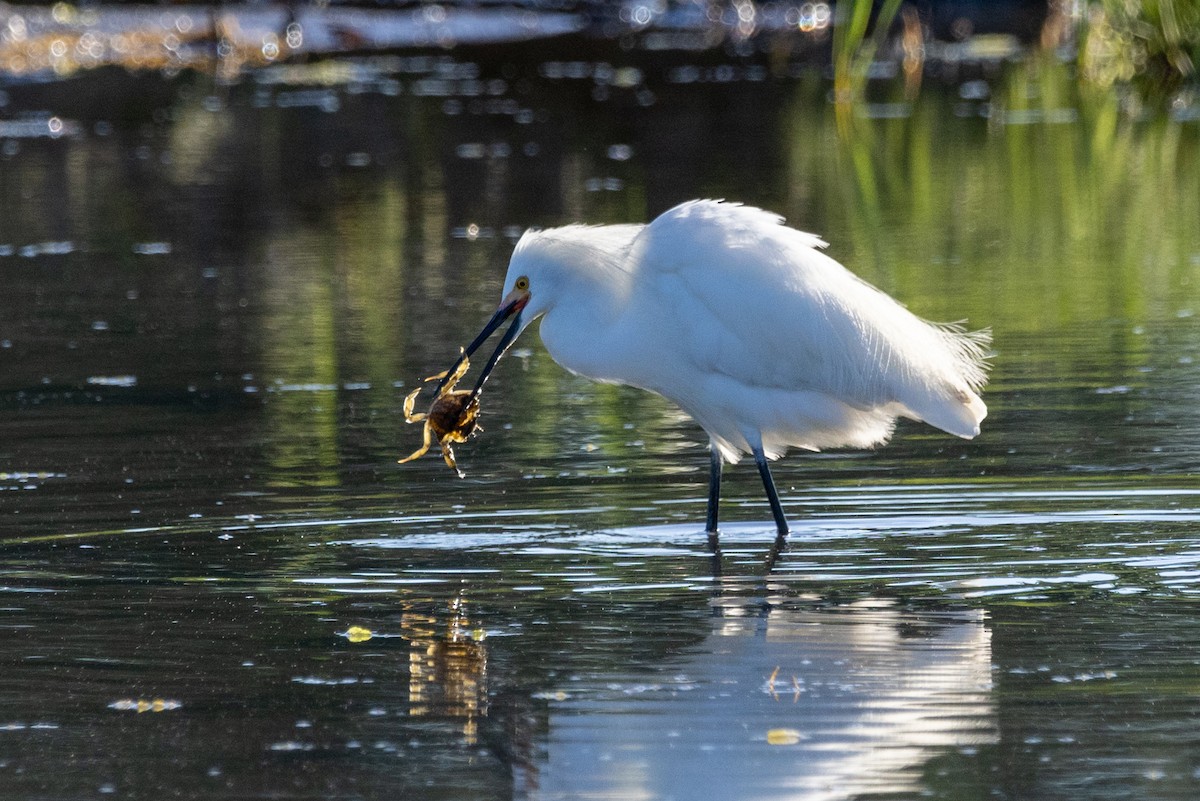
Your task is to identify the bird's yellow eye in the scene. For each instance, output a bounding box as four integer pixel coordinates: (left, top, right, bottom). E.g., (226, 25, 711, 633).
(515, 276, 529, 291)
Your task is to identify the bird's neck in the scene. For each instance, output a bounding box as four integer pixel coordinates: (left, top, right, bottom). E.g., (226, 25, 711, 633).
(537, 276, 626, 382)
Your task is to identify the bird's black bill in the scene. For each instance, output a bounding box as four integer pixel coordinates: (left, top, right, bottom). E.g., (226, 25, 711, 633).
(469, 313, 523, 399)
(435, 298, 525, 399)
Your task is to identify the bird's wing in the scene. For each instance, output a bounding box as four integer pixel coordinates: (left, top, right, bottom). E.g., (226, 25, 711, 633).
(626, 200, 988, 440)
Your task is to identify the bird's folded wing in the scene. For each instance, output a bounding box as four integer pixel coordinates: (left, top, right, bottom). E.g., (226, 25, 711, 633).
(629, 200, 989, 438)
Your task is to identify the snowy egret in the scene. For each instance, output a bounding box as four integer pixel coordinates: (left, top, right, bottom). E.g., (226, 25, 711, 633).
(442, 200, 989, 542)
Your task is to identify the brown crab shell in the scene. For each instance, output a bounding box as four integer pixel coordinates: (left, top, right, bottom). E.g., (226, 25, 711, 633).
(427, 390, 480, 442)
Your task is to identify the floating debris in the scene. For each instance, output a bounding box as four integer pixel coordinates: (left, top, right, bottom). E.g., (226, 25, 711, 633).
(765, 728, 803, 745)
(132, 242, 172, 255)
(342, 625, 373, 643)
(87, 375, 137, 388)
(268, 740, 315, 752)
(0, 471, 66, 482)
(16, 241, 74, 258)
(108, 698, 182, 713)
(292, 675, 374, 686)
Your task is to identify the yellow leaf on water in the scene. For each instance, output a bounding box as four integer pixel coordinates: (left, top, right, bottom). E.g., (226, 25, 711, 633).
(344, 626, 373, 643)
(766, 728, 802, 745)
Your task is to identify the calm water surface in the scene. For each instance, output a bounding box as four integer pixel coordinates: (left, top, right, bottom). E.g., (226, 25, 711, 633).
(3, 33, 1200, 801)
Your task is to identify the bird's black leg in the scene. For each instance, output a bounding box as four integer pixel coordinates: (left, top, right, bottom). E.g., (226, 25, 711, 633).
(706, 444, 722, 551)
(752, 446, 790, 537)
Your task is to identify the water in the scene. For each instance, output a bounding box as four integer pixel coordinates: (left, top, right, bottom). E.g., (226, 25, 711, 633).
(3, 27, 1200, 800)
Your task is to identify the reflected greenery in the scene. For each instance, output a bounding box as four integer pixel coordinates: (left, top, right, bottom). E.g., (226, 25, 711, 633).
(783, 56, 1197, 387)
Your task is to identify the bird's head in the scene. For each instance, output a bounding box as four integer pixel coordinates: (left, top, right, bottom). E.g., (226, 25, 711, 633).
(497, 226, 578, 323)
(436, 240, 543, 398)
(443, 224, 628, 397)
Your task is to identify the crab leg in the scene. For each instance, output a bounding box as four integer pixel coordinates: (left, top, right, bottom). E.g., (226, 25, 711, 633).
(398, 420, 434, 464)
(439, 439, 464, 478)
(427, 350, 470, 388)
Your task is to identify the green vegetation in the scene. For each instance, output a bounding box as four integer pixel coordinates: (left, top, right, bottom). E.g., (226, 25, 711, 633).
(831, 1, 1199, 116)
(1081, 0, 1199, 95)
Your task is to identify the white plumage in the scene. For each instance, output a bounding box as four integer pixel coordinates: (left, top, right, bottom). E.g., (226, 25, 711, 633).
(456, 199, 990, 539)
(508, 200, 988, 460)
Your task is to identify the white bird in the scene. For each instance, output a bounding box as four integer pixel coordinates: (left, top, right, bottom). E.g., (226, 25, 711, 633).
(443, 200, 989, 543)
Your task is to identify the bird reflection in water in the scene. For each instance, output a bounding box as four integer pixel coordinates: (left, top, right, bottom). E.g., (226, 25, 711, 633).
(532, 598, 997, 800)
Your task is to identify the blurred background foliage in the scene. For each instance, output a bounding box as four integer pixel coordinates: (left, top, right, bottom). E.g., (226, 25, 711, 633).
(1078, 0, 1199, 93)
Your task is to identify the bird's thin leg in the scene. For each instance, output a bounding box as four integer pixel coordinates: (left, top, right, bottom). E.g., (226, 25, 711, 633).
(752, 445, 790, 537)
(764, 530, 788, 571)
(706, 444, 722, 551)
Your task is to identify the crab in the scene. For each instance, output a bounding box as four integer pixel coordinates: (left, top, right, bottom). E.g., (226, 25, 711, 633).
(397, 352, 481, 477)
